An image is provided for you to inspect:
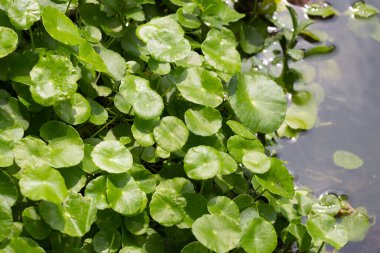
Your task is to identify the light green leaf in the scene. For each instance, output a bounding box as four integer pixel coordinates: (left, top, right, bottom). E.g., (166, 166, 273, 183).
(175, 67, 224, 108)
(312, 194, 341, 216)
(85, 175, 110, 210)
(200, 0, 245, 27)
(242, 151, 271, 174)
(341, 213, 371, 242)
(22, 207, 52, 240)
(201, 28, 241, 73)
(0, 202, 12, 241)
(133, 90, 164, 120)
(350, 1, 378, 19)
(185, 107, 222, 136)
(107, 173, 147, 216)
(91, 140, 133, 173)
(40, 193, 97, 237)
(255, 158, 295, 199)
(131, 117, 156, 147)
(40, 121, 84, 168)
(81, 25, 102, 43)
(229, 72, 287, 133)
(30, 53, 79, 106)
(192, 214, 241, 252)
(89, 98, 108, 125)
(19, 166, 68, 203)
(207, 196, 240, 221)
(148, 58, 171, 75)
(226, 120, 256, 140)
(240, 218, 277, 253)
(42, 6, 84, 45)
(306, 214, 348, 249)
(184, 145, 222, 180)
(147, 29, 191, 63)
(0, 27, 18, 58)
(124, 211, 149, 235)
(153, 116, 189, 152)
(80, 143, 102, 174)
(7, 0, 41, 30)
(128, 164, 156, 194)
(181, 241, 210, 253)
(285, 91, 318, 130)
(78, 41, 108, 73)
(227, 135, 264, 163)
(54, 93, 91, 125)
(305, 3, 338, 18)
(14, 136, 50, 170)
(96, 47, 126, 81)
(176, 8, 201, 29)
(0, 171, 17, 207)
(333, 150, 363, 169)
(0, 237, 45, 253)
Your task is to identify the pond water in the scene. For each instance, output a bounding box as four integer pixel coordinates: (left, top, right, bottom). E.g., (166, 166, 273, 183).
(277, 0, 380, 252)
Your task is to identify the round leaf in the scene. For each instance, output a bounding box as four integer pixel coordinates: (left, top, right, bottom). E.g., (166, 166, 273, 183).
(228, 73, 287, 133)
(124, 211, 150, 235)
(227, 135, 264, 163)
(133, 90, 164, 120)
(128, 164, 157, 194)
(0, 171, 18, 207)
(19, 166, 68, 203)
(91, 140, 133, 173)
(14, 136, 50, 170)
(88, 98, 108, 125)
(93, 228, 121, 253)
(8, 0, 41, 30)
(240, 218, 277, 253)
(107, 173, 147, 216)
(341, 213, 371, 242)
(181, 242, 209, 253)
(207, 196, 240, 221)
(42, 6, 84, 45)
(30, 53, 79, 106)
(242, 151, 271, 174)
(184, 145, 222, 180)
(22, 207, 52, 240)
(153, 116, 189, 152)
(54, 93, 91, 125)
(40, 121, 84, 168)
(147, 29, 191, 62)
(0, 203, 12, 241)
(85, 175, 110, 210)
(175, 67, 224, 108)
(192, 214, 241, 253)
(0, 27, 18, 58)
(185, 107, 222, 136)
(333, 150, 363, 170)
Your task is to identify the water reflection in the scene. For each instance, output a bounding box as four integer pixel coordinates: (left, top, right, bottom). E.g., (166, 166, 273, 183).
(277, 0, 380, 252)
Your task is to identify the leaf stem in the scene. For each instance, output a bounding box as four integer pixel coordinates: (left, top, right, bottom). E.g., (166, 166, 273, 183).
(29, 28, 35, 50)
(317, 242, 325, 253)
(90, 115, 119, 138)
(65, 0, 73, 14)
(199, 181, 205, 194)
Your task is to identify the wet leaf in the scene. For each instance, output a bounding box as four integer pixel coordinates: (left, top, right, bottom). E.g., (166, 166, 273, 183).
(350, 1, 378, 19)
(333, 150, 363, 169)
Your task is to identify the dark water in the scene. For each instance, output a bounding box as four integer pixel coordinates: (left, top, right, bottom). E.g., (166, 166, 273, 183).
(277, 0, 380, 252)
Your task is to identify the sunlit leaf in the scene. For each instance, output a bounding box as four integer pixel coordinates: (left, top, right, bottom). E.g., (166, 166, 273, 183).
(184, 145, 222, 180)
(305, 3, 338, 18)
(0, 237, 44, 253)
(7, 0, 40, 30)
(207, 196, 240, 221)
(350, 1, 379, 19)
(341, 212, 371, 242)
(0, 27, 18, 58)
(240, 218, 277, 253)
(54, 93, 91, 125)
(227, 135, 264, 163)
(242, 151, 271, 174)
(0, 202, 12, 241)
(185, 107, 222, 136)
(153, 116, 189, 152)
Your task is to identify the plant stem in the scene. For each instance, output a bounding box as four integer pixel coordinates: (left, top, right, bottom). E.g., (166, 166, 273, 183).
(65, 0, 73, 14)
(29, 28, 35, 50)
(199, 181, 205, 194)
(90, 115, 119, 138)
(317, 242, 325, 253)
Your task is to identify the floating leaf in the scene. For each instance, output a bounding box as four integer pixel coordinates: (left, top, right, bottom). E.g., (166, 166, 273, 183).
(175, 67, 224, 107)
(30, 53, 79, 106)
(240, 218, 277, 253)
(350, 1, 379, 19)
(306, 214, 348, 249)
(153, 116, 189, 152)
(0, 171, 17, 207)
(40, 193, 97, 237)
(184, 145, 222, 180)
(192, 214, 241, 252)
(107, 173, 147, 216)
(305, 3, 338, 18)
(0, 27, 18, 58)
(201, 28, 241, 74)
(54, 93, 91, 125)
(333, 150, 363, 169)
(42, 6, 84, 45)
(242, 151, 271, 174)
(22, 207, 52, 240)
(185, 107, 222, 136)
(7, 0, 41, 30)
(229, 72, 287, 133)
(19, 166, 68, 203)
(341, 213, 371, 242)
(91, 140, 133, 173)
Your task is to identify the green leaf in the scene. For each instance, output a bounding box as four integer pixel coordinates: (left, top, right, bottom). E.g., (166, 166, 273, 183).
(181, 241, 210, 253)
(305, 3, 338, 18)
(89, 98, 108, 125)
(240, 22, 266, 54)
(42, 6, 84, 45)
(91, 140, 133, 173)
(176, 8, 201, 29)
(85, 175, 110, 210)
(124, 211, 149, 235)
(312, 194, 341, 216)
(240, 218, 277, 253)
(153, 116, 189, 152)
(7, 0, 41, 30)
(306, 214, 348, 249)
(40, 121, 84, 168)
(227, 135, 264, 163)
(107, 173, 147, 216)
(22, 207, 52, 240)
(229, 72, 287, 133)
(0, 27, 18, 58)
(218, 151, 238, 175)
(175, 67, 224, 107)
(333, 150, 363, 169)
(81, 25, 102, 43)
(184, 145, 222, 180)
(341, 213, 371, 242)
(131, 117, 156, 147)
(93, 228, 121, 253)
(133, 90, 164, 120)
(200, 0, 245, 27)
(185, 107, 222, 136)
(14, 136, 50, 170)
(201, 28, 241, 74)
(96, 47, 126, 81)
(255, 158, 295, 199)
(0, 237, 45, 253)
(40, 193, 97, 237)
(242, 151, 271, 174)
(207, 196, 240, 221)
(30, 53, 79, 106)
(54, 93, 91, 125)
(226, 120, 256, 140)
(350, 1, 379, 19)
(0, 203, 12, 241)
(19, 166, 68, 203)
(285, 91, 318, 130)
(128, 164, 156, 194)
(147, 29, 191, 63)
(179, 193, 208, 228)
(0, 171, 17, 207)
(192, 214, 241, 252)
(80, 143, 102, 174)
(59, 166, 87, 192)
(78, 41, 108, 73)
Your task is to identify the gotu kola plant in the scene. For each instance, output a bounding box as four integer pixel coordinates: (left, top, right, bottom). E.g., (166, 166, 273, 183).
(0, 0, 375, 252)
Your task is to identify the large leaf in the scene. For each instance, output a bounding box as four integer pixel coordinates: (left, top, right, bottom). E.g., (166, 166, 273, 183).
(7, 0, 41, 30)
(30, 53, 79, 106)
(0, 27, 18, 58)
(229, 72, 287, 133)
(240, 218, 277, 253)
(40, 193, 97, 237)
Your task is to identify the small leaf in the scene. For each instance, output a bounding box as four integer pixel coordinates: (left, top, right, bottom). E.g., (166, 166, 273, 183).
(81, 25, 102, 43)
(93, 228, 121, 253)
(96, 47, 126, 81)
(19, 166, 68, 203)
(133, 90, 164, 120)
(242, 151, 271, 174)
(240, 218, 277, 253)
(305, 3, 338, 19)
(7, 0, 41, 30)
(176, 8, 201, 29)
(333, 150, 363, 169)
(350, 1, 379, 19)
(218, 151, 238, 175)
(184, 145, 222, 180)
(153, 116, 189, 152)
(181, 241, 210, 253)
(179, 193, 208, 228)
(207, 196, 240, 221)
(0, 27, 18, 58)
(341, 213, 371, 242)
(91, 140, 133, 173)
(124, 211, 150, 235)
(226, 120, 256, 140)
(54, 93, 91, 125)
(85, 175, 110, 210)
(128, 164, 156, 194)
(192, 214, 241, 253)
(227, 135, 264, 163)
(185, 107, 222, 136)
(89, 98, 108, 125)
